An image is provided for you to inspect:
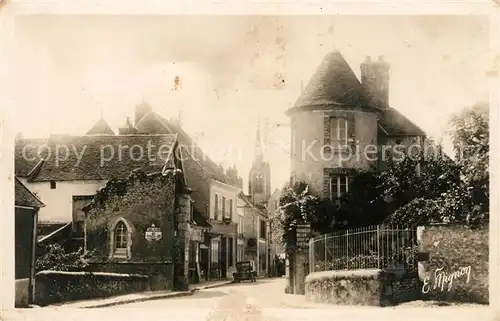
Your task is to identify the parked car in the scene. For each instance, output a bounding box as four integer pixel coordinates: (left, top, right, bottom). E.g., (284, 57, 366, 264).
(233, 260, 256, 283)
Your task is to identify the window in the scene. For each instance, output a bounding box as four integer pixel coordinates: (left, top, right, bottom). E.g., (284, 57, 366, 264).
(222, 196, 226, 219)
(189, 200, 194, 222)
(228, 237, 233, 268)
(111, 219, 131, 259)
(253, 175, 264, 193)
(260, 220, 266, 239)
(50, 181, 56, 189)
(330, 175, 349, 199)
(238, 216, 244, 234)
(214, 193, 219, 220)
(211, 238, 219, 263)
(330, 118, 348, 144)
(229, 199, 233, 220)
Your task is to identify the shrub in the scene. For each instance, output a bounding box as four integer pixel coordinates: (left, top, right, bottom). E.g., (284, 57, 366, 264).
(36, 243, 93, 272)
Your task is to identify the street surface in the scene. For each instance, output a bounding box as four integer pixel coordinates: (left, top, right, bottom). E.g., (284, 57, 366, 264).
(6, 278, 492, 321)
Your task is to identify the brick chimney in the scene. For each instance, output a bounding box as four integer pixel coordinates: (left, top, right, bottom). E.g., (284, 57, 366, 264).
(135, 101, 152, 125)
(360, 55, 390, 109)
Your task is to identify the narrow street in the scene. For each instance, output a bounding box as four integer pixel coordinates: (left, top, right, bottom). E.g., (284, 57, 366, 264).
(114, 278, 331, 310)
(8, 278, 491, 321)
(109, 278, 490, 321)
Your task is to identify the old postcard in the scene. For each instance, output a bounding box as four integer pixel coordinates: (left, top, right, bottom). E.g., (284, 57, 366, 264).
(0, 1, 498, 320)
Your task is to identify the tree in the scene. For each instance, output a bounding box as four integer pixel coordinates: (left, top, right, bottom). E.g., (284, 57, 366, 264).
(272, 181, 337, 250)
(449, 102, 489, 226)
(334, 171, 387, 228)
(388, 103, 489, 227)
(336, 139, 461, 227)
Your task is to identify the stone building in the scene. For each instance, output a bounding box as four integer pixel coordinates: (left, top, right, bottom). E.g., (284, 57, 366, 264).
(286, 50, 426, 200)
(112, 102, 243, 281)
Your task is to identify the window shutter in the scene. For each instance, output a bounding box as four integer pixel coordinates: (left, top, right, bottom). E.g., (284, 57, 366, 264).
(347, 113, 356, 147)
(324, 116, 331, 146)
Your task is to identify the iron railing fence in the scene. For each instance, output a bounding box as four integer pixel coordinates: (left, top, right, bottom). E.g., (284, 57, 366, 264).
(309, 225, 418, 273)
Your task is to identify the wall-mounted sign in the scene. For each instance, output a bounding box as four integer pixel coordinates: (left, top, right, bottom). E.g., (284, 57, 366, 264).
(296, 223, 311, 249)
(190, 227, 204, 242)
(145, 224, 162, 241)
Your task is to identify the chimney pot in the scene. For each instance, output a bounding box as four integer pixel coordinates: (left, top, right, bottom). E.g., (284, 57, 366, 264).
(378, 55, 384, 62)
(365, 56, 372, 62)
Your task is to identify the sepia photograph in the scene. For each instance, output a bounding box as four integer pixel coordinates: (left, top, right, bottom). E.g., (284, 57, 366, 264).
(1, 6, 498, 321)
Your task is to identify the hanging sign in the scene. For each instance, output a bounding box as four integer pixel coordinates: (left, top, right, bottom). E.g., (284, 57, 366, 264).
(296, 223, 311, 249)
(145, 224, 162, 241)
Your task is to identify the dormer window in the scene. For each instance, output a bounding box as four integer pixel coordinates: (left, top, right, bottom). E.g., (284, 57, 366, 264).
(50, 181, 56, 189)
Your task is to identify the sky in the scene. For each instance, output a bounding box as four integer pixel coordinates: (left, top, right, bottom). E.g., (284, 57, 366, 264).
(13, 15, 491, 192)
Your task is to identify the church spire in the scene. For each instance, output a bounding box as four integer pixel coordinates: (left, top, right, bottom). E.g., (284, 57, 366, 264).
(254, 119, 264, 164)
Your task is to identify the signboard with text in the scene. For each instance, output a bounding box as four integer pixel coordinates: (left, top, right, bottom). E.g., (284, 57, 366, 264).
(296, 223, 311, 249)
(145, 225, 162, 241)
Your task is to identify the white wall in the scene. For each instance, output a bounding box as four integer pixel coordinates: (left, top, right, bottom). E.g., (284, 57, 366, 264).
(208, 180, 240, 223)
(18, 178, 106, 223)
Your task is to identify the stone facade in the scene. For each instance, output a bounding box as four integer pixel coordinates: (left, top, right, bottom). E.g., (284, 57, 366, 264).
(417, 225, 488, 304)
(290, 110, 378, 198)
(85, 170, 189, 291)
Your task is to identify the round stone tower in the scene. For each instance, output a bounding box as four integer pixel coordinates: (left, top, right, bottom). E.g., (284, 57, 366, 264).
(285, 51, 387, 200)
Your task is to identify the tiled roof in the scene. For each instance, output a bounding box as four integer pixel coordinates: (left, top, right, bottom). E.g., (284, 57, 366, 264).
(15, 138, 49, 178)
(293, 50, 372, 109)
(15, 134, 178, 182)
(136, 111, 235, 185)
(378, 108, 426, 136)
(192, 207, 212, 228)
(86, 118, 115, 136)
(15, 176, 44, 208)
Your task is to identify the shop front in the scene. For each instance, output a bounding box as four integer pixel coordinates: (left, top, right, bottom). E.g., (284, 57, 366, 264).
(207, 221, 237, 280)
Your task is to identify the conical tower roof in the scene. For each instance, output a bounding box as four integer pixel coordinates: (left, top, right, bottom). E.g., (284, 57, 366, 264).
(86, 118, 115, 135)
(293, 50, 371, 109)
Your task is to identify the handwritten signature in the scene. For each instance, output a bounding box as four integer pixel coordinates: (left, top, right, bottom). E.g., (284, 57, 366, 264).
(422, 266, 471, 293)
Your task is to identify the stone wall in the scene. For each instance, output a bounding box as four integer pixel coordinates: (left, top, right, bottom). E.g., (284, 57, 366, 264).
(34, 271, 151, 306)
(305, 269, 420, 306)
(88, 261, 174, 291)
(417, 225, 488, 304)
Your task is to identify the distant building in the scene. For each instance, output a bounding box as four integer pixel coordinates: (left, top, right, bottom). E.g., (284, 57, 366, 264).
(237, 192, 268, 277)
(248, 126, 271, 206)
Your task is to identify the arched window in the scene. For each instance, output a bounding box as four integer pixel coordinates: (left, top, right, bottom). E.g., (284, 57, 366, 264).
(110, 219, 132, 259)
(114, 222, 127, 251)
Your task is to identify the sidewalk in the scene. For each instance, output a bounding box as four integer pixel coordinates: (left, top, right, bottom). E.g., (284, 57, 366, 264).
(46, 279, 233, 308)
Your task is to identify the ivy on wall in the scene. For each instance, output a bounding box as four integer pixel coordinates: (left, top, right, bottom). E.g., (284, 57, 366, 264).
(84, 168, 182, 259)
